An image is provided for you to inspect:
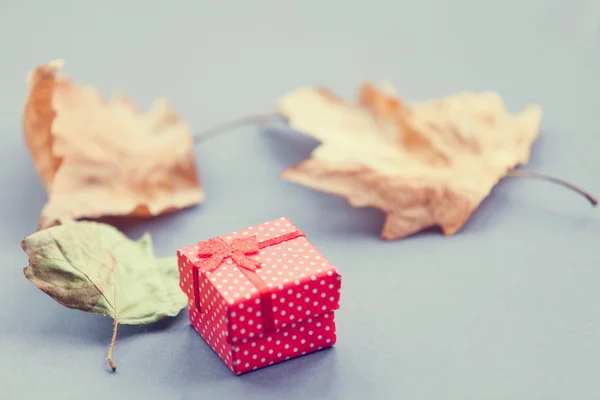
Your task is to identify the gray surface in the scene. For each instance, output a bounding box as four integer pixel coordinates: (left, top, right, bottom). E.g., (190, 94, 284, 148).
(1, 0, 599, 399)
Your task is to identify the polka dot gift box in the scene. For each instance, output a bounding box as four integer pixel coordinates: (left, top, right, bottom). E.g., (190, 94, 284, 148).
(177, 217, 342, 374)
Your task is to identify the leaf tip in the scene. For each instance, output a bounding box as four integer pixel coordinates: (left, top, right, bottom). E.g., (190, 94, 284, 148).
(23, 265, 33, 280)
(26, 58, 65, 87)
(47, 58, 65, 71)
(380, 232, 393, 241)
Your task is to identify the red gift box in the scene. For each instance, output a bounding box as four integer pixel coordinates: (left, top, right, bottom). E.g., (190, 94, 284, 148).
(177, 217, 342, 374)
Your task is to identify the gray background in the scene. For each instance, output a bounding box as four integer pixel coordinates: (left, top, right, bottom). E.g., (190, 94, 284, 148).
(1, 0, 599, 399)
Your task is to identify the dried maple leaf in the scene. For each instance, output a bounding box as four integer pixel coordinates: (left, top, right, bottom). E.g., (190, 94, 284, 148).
(22, 220, 187, 371)
(23, 59, 203, 230)
(276, 82, 546, 240)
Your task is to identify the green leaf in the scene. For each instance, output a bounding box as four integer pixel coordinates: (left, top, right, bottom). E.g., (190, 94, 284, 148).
(21, 220, 187, 371)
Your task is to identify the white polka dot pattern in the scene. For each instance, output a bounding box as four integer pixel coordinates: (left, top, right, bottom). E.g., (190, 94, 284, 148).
(176, 217, 342, 374)
(188, 297, 337, 374)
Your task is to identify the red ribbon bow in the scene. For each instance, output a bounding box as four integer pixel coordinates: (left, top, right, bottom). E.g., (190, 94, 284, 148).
(192, 229, 305, 334)
(196, 236, 261, 273)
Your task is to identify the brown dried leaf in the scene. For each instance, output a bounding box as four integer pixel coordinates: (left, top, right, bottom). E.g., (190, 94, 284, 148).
(23, 59, 203, 230)
(278, 82, 542, 240)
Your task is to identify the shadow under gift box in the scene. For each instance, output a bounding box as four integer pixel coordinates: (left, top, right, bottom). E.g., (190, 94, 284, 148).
(177, 217, 342, 375)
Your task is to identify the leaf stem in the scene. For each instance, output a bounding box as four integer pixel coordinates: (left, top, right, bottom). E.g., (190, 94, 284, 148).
(107, 253, 119, 372)
(107, 319, 119, 372)
(508, 169, 598, 206)
(193, 111, 283, 144)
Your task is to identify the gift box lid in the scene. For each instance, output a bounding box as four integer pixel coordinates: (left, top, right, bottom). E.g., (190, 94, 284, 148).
(177, 217, 341, 343)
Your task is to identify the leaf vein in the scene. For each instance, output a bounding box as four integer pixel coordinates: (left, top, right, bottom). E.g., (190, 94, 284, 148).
(51, 233, 115, 312)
